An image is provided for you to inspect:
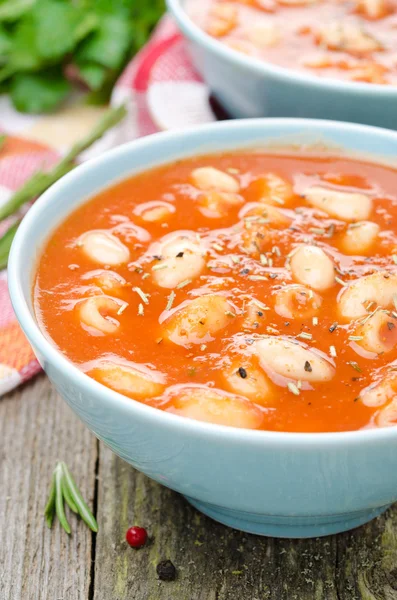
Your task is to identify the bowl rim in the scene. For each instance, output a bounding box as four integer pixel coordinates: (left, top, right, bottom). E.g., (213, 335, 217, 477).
(8, 117, 397, 448)
(166, 0, 397, 98)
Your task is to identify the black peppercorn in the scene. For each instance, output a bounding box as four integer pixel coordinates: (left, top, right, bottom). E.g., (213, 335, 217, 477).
(238, 367, 247, 379)
(157, 559, 177, 581)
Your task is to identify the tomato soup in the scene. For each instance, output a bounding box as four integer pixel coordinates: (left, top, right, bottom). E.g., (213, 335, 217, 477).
(34, 150, 397, 432)
(187, 0, 397, 85)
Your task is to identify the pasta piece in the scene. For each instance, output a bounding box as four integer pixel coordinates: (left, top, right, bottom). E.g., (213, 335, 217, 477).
(316, 23, 383, 54)
(198, 190, 244, 218)
(304, 186, 372, 221)
(78, 230, 130, 265)
(274, 284, 322, 319)
(222, 359, 272, 406)
(241, 221, 271, 255)
(360, 376, 397, 426)
(162, 294, 235, 345)
(79, 296, 125, 334)
(88, 361, 165, 400)
(152, 234, 207, 289)
(246, 173, 294, 206)
(206, 3, 238, 37)
(376, 400, 397, 428)
(256, 336, 335, 382)
(357, 0, 390, 19)
(191, 166, 239, 193)
(340, 221, 380, 255)
(82, 270, 126, 294)
(134, 201, 175, 223)
(278, 0, 318, 4)
(290, 245, 335, 291)
(338, 272, 397, 320)
(354, 310, 397, 354)
(166, 386, 264, 429)
(247, 23, 280, 48)
(241, 203, 292, 228)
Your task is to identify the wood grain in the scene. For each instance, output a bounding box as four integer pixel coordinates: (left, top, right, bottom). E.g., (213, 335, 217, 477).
(95, 447, 397, 600)
(0, 376, 97, 600)
(2, 375, 397, 599)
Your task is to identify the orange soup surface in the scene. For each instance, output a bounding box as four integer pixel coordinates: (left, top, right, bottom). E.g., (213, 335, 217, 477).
(187, 0, 397, 84)
(35, 150, 397, 432)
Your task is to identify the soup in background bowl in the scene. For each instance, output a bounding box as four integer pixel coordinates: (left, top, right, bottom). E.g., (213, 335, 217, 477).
(8, 119, 397, 538)
(188, 0, 397, 85)
(167, 0, 397, 128)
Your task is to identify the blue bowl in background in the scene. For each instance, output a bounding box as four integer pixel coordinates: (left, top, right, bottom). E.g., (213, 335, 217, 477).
(167, 0, 397, 130)
(8, 118, 397, 538)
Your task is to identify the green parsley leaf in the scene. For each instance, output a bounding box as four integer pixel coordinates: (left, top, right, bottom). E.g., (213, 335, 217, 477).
(0, 0, 35, 23)
(76, 14, 131, 70)
(11, 69, 71, 113)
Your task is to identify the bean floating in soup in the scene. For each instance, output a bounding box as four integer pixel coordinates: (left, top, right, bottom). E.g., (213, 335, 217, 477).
(35, 150, 397, 432)
(187, 0, 397, 84)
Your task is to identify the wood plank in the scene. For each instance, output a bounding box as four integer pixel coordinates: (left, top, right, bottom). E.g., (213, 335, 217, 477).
(0, 375, 97, 600)
(95, 447, 397, 600)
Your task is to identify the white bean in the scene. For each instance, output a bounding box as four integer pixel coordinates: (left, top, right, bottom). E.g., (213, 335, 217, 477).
(338, 271, 397, 320)
(376, 399, 397, 427)
(355, 310, 397, 354)
(167, 386, 264, 429)
(316, 23, 382, 54)
(191, 167, 239, 193)
(79, 296, 125, 334)
(274, 284, 322, 319)
(304, 186, 372, 221)
(256, 336, 335, 382)
(88, 361, 165, 400)
(162, 294, 234, 346)
(340, 221, 380, 255)
(247, 23, 280, 47)
(222, 359, 272, 406)
(152, 234, 206, 289)
(78, 230, 130, 265)
(360, 375, 397, 407)
(290, 245, 335, 291)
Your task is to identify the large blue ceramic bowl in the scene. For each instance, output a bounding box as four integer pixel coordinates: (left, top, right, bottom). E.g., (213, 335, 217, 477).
(8, 119, 397, 538)
(167, 0, 397, 130)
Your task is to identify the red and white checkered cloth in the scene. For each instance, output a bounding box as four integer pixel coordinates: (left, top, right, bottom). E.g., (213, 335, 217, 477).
(0, 16, 217, 396)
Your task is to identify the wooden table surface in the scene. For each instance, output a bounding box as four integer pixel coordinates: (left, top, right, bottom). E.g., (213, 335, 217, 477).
(2, 375, 397, 600)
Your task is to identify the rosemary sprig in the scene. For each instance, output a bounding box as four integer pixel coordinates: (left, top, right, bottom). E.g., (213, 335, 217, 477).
(0, 104, 127, 223)
(44, 462, 98, 535)
(0, 220, 21, 270)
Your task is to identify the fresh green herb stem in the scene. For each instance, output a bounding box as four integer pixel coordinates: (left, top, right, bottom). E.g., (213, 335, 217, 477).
(62, 477, 79, 514)
(0, 104, 127, 268)
(0, 104, 126, 221)
(0, 220, 21, 269)
(62, 103, 127, 164)
(62, 462, 98, 532)
(44, 472, 56, 529)
(44, 461, 97, 535)
(0, 165, 73, 221)
(54, 462, 71, 535)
